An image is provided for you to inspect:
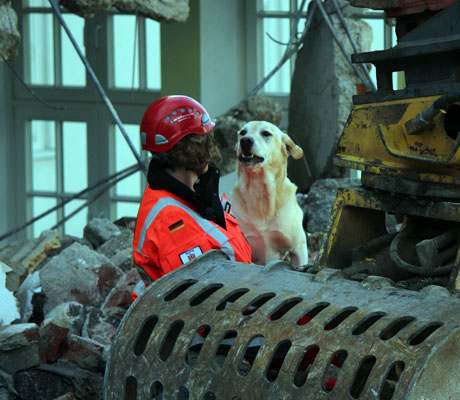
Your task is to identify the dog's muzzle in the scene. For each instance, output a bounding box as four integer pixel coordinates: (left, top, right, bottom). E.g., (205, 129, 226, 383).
(238, 153, 265, 165)
(238, 137, 264, 165)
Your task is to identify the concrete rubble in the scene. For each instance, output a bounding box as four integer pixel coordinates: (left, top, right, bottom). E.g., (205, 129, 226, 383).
(0, 218, 139, 399)
(0, 1, 19, 61)
(60, 0, 190, 21)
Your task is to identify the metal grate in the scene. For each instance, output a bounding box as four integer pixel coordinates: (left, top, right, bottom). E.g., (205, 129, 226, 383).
(105, 252, 460, 400)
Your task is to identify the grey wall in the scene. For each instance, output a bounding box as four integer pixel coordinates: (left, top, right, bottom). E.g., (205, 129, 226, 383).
(199, 0, 247, 117)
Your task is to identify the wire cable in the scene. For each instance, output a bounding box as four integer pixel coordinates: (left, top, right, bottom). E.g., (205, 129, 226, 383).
(330, 0, 375, 91)
(50, 166, 140, 230)
(1, 55, 65, 111)
(0, 163, 139, 242)
(314, 0, 376, 92)
(47, 0, 144, 170)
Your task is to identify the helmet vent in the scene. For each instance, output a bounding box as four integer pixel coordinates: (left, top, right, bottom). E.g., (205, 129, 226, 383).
(155, 134, 169, 145)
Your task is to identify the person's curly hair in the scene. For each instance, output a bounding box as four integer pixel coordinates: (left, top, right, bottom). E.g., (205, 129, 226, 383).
(152, 133, 221, 175)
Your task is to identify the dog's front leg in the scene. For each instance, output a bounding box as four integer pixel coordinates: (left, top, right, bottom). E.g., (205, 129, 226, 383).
(291, 242, 309, 267)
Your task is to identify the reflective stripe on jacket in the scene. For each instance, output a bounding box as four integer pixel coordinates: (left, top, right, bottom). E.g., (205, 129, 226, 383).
(133, 187, 252, 280)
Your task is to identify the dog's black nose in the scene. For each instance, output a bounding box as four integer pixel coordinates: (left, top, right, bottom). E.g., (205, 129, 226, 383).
(240, 136, 254, 154)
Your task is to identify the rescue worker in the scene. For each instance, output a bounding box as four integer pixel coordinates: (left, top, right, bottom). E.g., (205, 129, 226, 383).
(133, 95, 253, 285)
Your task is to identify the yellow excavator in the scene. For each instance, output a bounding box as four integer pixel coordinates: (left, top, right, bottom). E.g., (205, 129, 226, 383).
(105, 2, 460, 399)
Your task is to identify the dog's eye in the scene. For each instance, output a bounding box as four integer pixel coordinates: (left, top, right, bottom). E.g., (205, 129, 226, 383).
(239, 129, 247, 136)
(261, 131, 272, 137)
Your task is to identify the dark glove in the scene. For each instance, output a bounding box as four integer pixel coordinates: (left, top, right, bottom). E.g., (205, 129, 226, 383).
(194, 165, 226, 229)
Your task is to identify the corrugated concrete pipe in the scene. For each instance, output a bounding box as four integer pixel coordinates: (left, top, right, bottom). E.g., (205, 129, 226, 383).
(105, 251, 460, 399)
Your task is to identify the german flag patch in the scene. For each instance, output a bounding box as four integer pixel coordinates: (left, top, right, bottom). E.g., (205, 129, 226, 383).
(168, 219, 185, 232)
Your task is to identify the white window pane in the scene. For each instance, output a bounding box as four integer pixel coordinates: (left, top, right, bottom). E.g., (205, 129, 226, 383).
(116, 202, 140, 219)
(263, 0, 289, 11)
(363, 19, 385, 88)
(26, 0, 49, 7)
(263, 18, 291, 93)
(113, 15, 139, 88)
(64, 199, 87, 237)
(27, 14, 54, 85)
(63, 122, 87, 193)
(146, 20, 161, 90)
(113, 125, 142, 197)
(297, 17, 307, 38)
(61, 14, 86, 87)
(32, 197, 57, 237)
(31, 120, 56, 191)
(297, 0, 312, 11)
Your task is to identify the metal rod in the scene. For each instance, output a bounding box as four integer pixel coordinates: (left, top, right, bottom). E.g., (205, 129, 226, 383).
(47, 0, 144, 170)
(0, 164, 139, 242)
(250, 0, 317, 96)
(314, 0, 376, 92)
(51, 166, 140, 230)
(1, 55, 64, 110)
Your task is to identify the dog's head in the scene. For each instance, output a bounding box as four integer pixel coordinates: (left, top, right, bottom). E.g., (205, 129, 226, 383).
(236, 121, 303, 169)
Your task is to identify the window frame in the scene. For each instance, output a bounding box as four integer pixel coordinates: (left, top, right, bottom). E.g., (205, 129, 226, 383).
(11, 1, 161, 238)
(254, 0, 396, 98)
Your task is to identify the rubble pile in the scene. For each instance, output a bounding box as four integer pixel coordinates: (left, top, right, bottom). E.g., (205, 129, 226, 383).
(214, 96, 283, 175)
(0, 0, 19, 60)
(298, 177, 361, 263)
(0, 218, 138, 400)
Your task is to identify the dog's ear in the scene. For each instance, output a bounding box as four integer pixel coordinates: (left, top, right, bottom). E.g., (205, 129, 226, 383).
(283, 134, 304, 160)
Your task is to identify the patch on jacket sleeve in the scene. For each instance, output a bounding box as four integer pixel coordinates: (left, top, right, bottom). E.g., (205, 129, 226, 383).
(180, 246, 203, 264)
(168, 219, 184, 232)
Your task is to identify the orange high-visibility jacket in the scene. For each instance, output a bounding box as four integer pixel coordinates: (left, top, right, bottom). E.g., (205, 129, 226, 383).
(133, 187, 253, 280)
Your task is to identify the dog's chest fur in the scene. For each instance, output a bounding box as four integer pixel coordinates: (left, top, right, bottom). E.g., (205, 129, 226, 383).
(233, 169, 298, 264)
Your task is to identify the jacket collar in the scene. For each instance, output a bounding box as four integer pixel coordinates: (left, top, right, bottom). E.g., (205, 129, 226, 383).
(147, 159, 199, 207)
(147, 159, 227, 229)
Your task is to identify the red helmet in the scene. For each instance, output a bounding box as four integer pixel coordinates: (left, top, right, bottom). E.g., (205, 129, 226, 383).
(140, 95, 215, 153)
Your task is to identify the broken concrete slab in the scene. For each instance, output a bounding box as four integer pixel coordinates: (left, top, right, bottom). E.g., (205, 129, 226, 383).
(0, 262, 19, 325)
(39, 323, 69, 364)
(288, 0, 372, 189)
(298, 178, 361, 234)
(97, 229, 133, 258)
(101, 268, 141, 311)
(83, 218, 121, 248)
(81, 308, 118, 347)
(0, 1, 19, 61)
(53, 393, 77, 400)
(0, 324, 40, 375)
(0, 369, 17, 400)
(214, 116, 244, 175)
(43, 302, 86, 336)
(61, 0, 190, 21)
(15, 270, 41, 323)
(3, 230, 61, 292)
(61, 335, 105, 373)
(13, 361, 103, 400)
(109, 248, 133, 272)
(39, 243, 122, 314)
